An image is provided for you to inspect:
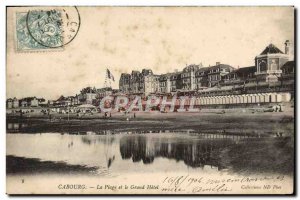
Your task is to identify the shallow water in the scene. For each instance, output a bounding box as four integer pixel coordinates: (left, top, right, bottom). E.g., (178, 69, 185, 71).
(6, 131, 294, 177)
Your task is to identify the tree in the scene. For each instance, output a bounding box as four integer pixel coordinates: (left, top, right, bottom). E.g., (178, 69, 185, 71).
(80, 87, 96, 94)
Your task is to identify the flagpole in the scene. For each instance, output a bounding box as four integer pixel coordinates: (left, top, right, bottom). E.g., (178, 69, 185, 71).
(109, 68, 111, 88)
(104, 68, 108, 88)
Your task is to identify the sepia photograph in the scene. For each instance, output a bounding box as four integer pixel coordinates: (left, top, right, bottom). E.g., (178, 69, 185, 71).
(5, 6, 295, 195)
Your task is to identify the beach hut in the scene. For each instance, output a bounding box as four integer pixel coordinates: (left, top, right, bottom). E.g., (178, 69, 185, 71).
(275, 93, 282, 102)
(216, 96, 221, 104)
(211, 97, 215, 105)
(270, 93, 277, 103)
(236, 95, 241, 104)
(258, 94, 265, 103)
(281, 92, 291, 102)
(246, 95, 251, 104)
(232, 95, 237, 104)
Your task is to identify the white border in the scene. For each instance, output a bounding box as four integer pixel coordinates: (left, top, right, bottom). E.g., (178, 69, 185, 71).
(0, 1, 298, 200)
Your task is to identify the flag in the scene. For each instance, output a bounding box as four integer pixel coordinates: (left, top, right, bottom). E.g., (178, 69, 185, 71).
(107, 69, 115, 81)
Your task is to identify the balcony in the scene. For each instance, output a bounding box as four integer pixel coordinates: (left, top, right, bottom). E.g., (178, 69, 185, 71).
(255, 70, 282, 75)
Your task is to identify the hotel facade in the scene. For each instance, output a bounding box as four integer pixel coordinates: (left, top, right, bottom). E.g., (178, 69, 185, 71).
(119, 40, 294, 96)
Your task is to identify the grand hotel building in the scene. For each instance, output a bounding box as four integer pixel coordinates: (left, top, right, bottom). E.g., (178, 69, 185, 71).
(119, 40, 294, 96)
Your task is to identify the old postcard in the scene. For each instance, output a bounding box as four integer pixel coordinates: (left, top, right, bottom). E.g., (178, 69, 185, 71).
(6, 6, 295, 195)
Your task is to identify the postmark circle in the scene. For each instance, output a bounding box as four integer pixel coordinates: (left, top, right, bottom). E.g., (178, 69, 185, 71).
(26, 7, 81, 48)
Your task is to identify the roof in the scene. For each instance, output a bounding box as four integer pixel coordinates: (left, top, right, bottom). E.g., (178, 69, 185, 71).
(131, 70, 141, 76)
(235, 66, 256, 76)
(120, 73, 131, 77)
(281, 61, 294, 70)
(260, 44, 284, 55)
(80, 87, 97, 94)
(141, 69, 153, 76)
(182, 64, 200, 72)
(195, 64, 233, 74)
(225, 66, 256, 78)
(97, 87, 112, 92)
(196, 67, 209, 73)
(57, 95, 66, 101)
(21, 97, 37, 102)
(209, 64, 233, 70)
(37, 98, 46, 102)
(159, 72, 181, 80)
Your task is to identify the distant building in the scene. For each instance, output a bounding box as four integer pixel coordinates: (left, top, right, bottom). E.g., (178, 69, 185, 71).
(144, 74, 160, 95)
(12, 97, 19, 108)
(223, 41, 294, 86)
(130, 71, 141, 93)
(255, 43, 290, 82)
(280, 60, 295, 87)
(181, 64, 199, 91)
(48, 100, 54, 106)
(206, 63, 234, 87)
(73, 95, 80, 105)
(78, 87, 97, 105)
(119, 73, 131, 93)
(195, 68, 209, 89)
(281, 61, 295, 75)
(52, 95, 80, 107)
(159, 74, 171, 93)
(26, 40, 291, 101)
(18, 97, 39, 107)
(157, 63, 234, 93)
(31, 97, 39, 107)
(169, 72, 181, 92)
(97, 87, 113, 98)
(55, 96, 70, 106)
(37, 98, 46, 107)
(222, 66, 257, 86)
(85, 93, 97, 105)
(120, 63, 234, 94)
(119, 69, 160, 95)
(6, 98, 13, 109)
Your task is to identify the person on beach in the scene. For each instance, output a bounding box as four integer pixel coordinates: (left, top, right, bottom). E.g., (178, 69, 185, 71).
(134, 113, 136, 118)
(279, 105, 283, 112)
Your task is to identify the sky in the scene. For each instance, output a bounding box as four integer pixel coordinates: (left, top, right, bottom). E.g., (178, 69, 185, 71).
(7, 7, 294, 100)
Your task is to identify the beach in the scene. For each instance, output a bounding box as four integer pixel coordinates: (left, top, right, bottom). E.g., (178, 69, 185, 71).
(6, 107, 294, 135)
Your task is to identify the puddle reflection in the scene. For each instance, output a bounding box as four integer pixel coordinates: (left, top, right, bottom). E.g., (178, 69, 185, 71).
(6, 132, 294, 176)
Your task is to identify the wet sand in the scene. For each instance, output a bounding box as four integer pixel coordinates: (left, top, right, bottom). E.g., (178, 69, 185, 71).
(6, 155, 98, 175)
(6, 111, 294, 135)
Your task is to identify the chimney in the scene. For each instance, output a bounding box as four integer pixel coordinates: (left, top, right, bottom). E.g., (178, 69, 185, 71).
(285, 40, 290, 54)
(216, 62, 220, 65)
(285, 40, 294, 61)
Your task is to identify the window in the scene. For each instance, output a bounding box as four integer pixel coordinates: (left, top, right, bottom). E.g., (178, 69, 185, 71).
(270, 59, 279, 71)
(259, 60, 267, 72)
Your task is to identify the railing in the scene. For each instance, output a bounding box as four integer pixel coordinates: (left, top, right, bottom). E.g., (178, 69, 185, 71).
(255, 70, 282, 75)
(195, 83, 294, 97)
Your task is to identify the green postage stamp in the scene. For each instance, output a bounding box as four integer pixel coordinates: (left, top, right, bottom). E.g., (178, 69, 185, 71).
(15, 7, 80, 51)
